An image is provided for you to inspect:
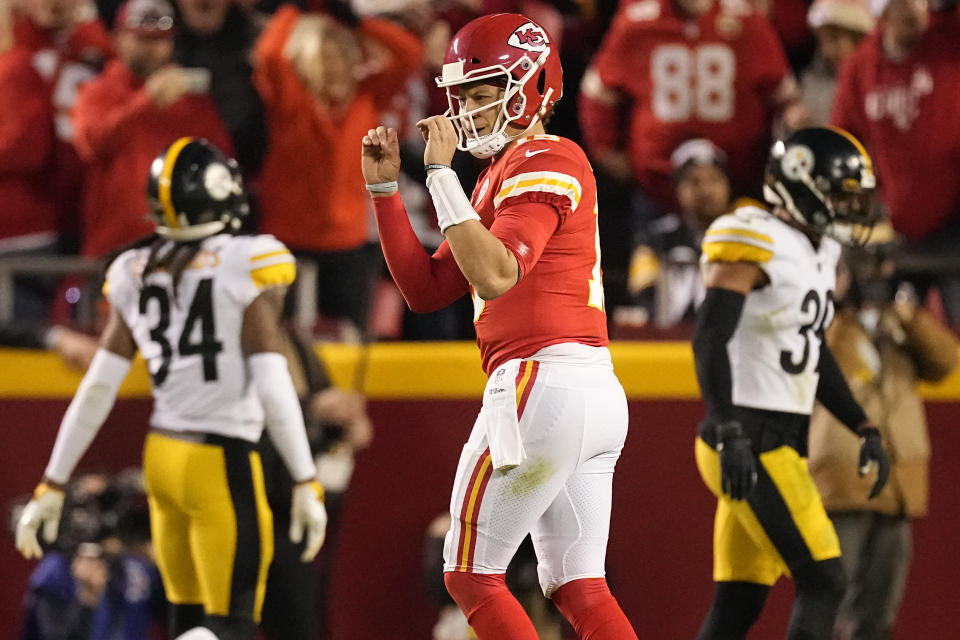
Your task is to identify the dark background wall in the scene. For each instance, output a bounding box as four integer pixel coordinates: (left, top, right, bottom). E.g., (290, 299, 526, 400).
(2, 396, 959, 638)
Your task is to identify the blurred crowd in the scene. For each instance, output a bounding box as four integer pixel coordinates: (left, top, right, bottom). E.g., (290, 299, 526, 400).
(0, 0, 958, 341)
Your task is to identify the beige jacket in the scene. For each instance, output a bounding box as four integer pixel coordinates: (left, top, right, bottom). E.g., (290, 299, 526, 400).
(808, 305, 958, 517)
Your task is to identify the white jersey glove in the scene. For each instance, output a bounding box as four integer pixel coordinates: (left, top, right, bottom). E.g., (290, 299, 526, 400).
(290, 480, 327, 562)
(16, 483, 65, 559)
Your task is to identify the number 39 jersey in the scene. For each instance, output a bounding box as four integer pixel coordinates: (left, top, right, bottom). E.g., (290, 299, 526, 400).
(701, 204, 842, 415)
(103, 233, 296, 442)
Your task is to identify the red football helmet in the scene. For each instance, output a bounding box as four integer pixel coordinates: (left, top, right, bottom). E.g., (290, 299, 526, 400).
(436, 13, 563, 158)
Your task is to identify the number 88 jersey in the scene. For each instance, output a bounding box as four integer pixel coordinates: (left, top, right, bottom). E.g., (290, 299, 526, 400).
(103, 233, 296, 442)
(701, 204, 841, 415)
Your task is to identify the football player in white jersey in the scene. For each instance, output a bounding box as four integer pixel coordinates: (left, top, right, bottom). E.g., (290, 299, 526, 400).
(14, 138, 327, 640)
(692, 127, 891, 640)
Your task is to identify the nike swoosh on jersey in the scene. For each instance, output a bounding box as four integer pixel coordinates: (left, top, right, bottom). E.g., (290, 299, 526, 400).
(525, 148, 550, 157)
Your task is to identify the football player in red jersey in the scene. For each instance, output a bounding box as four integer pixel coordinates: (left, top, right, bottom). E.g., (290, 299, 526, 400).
(361, 13, 637, 640)
(580, 0, 805, 213)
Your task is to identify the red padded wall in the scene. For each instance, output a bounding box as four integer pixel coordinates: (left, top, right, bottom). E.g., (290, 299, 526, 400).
(2, 399, 959, 638)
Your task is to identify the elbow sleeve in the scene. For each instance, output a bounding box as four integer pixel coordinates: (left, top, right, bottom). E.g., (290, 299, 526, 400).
(248, 352, 316, 482)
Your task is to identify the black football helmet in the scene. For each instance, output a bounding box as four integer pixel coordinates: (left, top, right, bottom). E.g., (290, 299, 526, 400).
(146, 137, 249, 242)
(763, 126, 878, 245)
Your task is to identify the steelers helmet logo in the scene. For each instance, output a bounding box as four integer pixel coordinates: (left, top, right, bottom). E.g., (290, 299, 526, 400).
(204, 163, 236, 201)
(780, 145, 815, 181)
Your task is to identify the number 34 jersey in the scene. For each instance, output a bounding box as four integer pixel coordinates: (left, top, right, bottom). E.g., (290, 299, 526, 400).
(103, 233, 296, 441)
(701, 205, 842, 415)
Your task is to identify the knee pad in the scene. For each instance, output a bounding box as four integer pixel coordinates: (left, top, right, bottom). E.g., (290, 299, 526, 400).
(535, 537, 607, 597)
(443, 571, 508, 615)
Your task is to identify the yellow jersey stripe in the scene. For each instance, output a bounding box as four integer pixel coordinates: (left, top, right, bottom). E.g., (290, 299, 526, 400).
(250, 262, 296, 289)
(703, 240, 774, 264)
(250, 249, 291, 262)
(515, 360, 534, 407)
(705, 227, 774, 245)
(158, 137, 194, 230)
(459, 453, 492, 570)
(494, 171, 583, 210)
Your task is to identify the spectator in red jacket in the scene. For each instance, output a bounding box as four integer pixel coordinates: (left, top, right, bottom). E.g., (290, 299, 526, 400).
(253, 6, 422, 332)
(0, 0, 58, 321)
(14, 0, 113, 250)
(72, 0, 233, 257)
(831, 0, 960, 326)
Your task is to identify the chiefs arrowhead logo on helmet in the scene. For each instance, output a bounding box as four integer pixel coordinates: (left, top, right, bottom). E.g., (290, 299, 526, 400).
(507, 22, 549, 52)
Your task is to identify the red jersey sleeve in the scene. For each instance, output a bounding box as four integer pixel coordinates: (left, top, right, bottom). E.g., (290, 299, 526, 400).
(253, 6, 323, 124)
(489, 201, 559, 278)
(745, 14, 794, 106)
(358, 18, 424, 109)
(72, 63, 152, 161)
(0, 50, 52, 173)
(589, 13, 634, 91)
(488, 141, 588, 276)
(829, 52, 868, 139)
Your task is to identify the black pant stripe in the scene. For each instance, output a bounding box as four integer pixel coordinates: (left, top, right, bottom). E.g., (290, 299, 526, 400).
(220, 437, 260, 620)
(747, 460, 814, 570)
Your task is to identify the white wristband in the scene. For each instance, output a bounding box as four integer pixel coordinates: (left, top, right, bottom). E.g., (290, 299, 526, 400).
(366, 181, 399, 193)
(45, 348, 131, 484)
(248, 352, 317, 483)
(426, 168, 481, 233)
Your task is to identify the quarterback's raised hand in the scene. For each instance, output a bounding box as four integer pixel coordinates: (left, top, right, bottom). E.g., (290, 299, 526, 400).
(417, 115, 458, 168)
(717, 420, 758, 501)
(16, 482, 65, 559)
(857, 425, 890, 499)
(361, 125, 401, 187)
(290, 480, 328, 562)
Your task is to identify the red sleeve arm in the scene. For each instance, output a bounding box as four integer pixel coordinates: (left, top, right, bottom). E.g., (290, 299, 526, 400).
(750, 15, 796, 107)
(578, 18, 631, 155)
(0, 53, 52, 173)
(829, 56, 866, 138)
(490, 201, 560, 278)
(72, 78, 152, 161)
(372, 193, 469, 312)
(578, 93, 622, 155)
(252, 6, 309, 117)
(360, 18, 424, 107)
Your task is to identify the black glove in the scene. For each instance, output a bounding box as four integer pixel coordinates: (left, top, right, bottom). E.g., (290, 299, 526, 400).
(716, 420, 757, 501)
(857, 426, 890, 499)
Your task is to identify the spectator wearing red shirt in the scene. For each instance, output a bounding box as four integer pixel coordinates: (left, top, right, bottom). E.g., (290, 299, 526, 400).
(72, 0, 233, 257)
(831, 0, 960, 325)
(579, 0, 804, 213)
(14, 0, 113, 249)
(0, 0, 58, 321)
(253, 6, 422, 332)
